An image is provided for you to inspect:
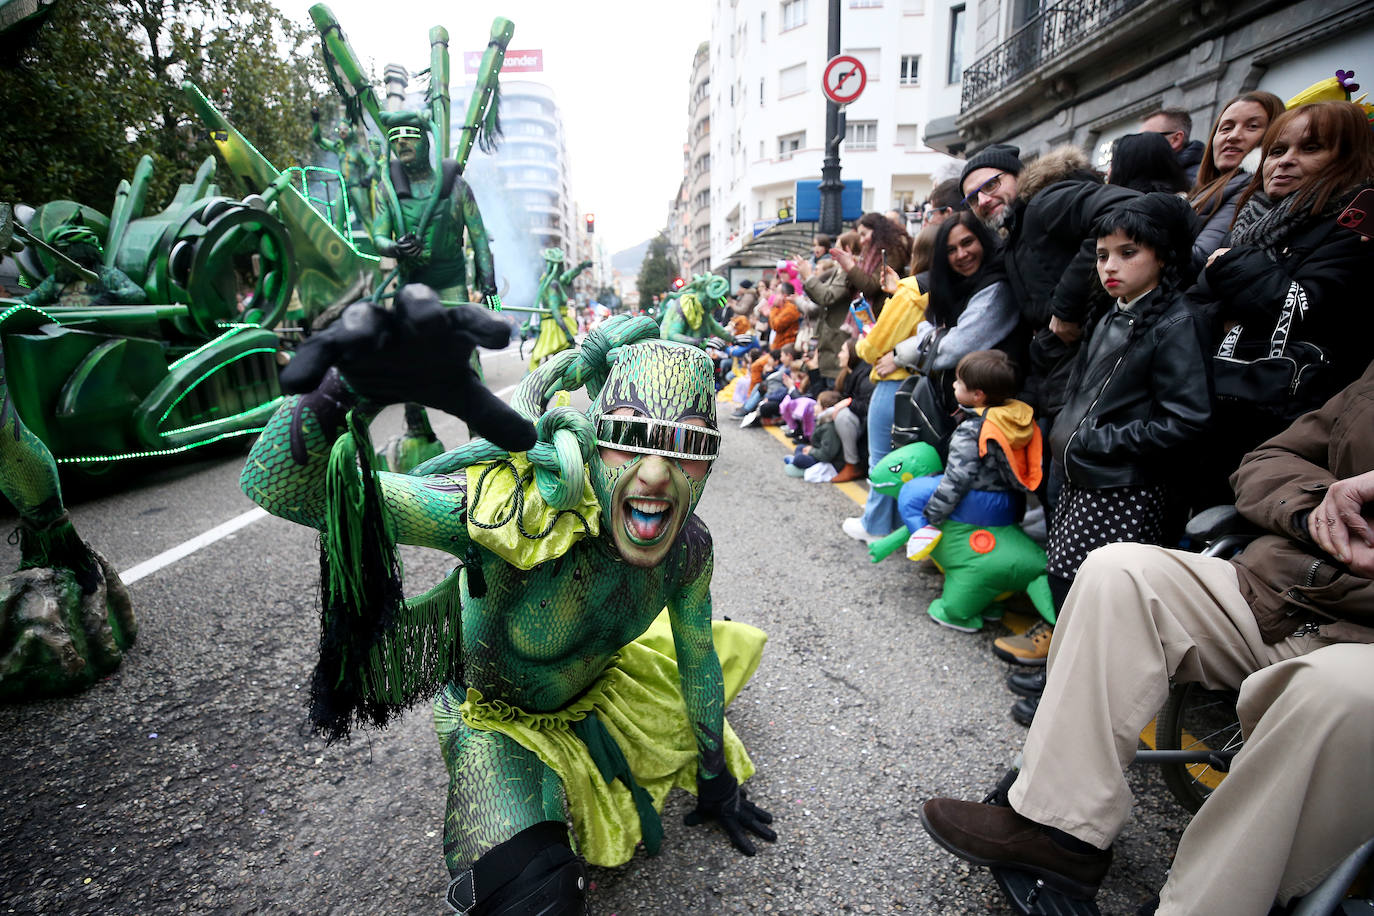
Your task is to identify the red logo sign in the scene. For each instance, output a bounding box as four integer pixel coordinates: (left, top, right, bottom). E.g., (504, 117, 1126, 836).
(463, 49, 544, 74)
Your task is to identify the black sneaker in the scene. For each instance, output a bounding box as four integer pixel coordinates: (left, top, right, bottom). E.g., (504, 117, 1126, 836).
(1011, 695, 1039, 727)
(1008, 669, 1047, 698)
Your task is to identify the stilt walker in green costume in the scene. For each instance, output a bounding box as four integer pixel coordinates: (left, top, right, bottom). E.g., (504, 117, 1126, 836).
(524, 248, 592, 369)
(242, 286, 775, 914)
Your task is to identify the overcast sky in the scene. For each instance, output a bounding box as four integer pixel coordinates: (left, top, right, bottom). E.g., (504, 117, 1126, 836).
(274, 0, 710, 253)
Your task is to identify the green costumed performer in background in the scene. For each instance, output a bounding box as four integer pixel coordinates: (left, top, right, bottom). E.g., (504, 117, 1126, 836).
(370, 109, 503, 473)
(524, 248, 592, 369)
(309, 109, 378, 233)
(658, 274, 731, 350)
(241, 287, 775, 914)
(20, 224, 145, 309)
(372, 111, 501, 311)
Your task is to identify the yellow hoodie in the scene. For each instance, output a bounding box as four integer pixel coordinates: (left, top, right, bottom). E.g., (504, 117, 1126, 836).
(854, 276, 928, 383)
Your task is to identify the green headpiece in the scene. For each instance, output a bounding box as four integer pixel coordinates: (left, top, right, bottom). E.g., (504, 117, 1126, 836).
(587, 340, 719, 522)
(378, 111, 431, 148)
(48, 224, 101, 253)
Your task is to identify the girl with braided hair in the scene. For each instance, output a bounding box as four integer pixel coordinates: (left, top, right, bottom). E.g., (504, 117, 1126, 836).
(1005, 196, 1212, 716)
(241, 285, 774, 914)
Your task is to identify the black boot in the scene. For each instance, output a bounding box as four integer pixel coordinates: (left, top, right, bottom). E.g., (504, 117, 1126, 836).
(1011, 695, 1040, 727)
(1007, 669, 1047, 698)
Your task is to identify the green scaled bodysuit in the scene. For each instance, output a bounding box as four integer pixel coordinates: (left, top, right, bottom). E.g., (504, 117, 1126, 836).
(241, 314, 767, 881)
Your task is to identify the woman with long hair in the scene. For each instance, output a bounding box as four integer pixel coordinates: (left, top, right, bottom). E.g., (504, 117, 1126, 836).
(799, 230, 863, 386)
(914, 211, 1023, 388)
(1187, 91, 1285, 271)
(829, 211, 912, 313)
(1107, 132, 1189, 195)
(1191, 100, 1374, 500)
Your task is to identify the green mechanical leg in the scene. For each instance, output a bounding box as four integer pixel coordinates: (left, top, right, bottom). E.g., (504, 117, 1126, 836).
(0, 351, 136, 700)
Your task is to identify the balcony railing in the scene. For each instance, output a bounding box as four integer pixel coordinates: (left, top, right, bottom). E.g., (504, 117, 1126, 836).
(960, 0, 1149, 112)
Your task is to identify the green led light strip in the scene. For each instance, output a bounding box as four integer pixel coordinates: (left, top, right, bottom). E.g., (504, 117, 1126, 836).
(0, 303, 59, 328)
(157, 347, 279, 425)
(168, 326, 251, 371)
(160, 398, 283, 438)
(55, 428, 266, 465)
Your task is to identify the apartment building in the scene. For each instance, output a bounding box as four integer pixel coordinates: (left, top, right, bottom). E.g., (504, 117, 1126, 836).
(708, 0, 973, 268)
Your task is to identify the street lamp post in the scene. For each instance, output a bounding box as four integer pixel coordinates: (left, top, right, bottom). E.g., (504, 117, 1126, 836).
(818, 0, 843, 237)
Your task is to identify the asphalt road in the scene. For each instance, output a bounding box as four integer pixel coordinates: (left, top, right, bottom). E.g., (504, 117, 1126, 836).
(0, 347, 1192, 915)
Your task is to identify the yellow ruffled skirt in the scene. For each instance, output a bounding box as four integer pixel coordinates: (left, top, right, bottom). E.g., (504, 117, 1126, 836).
(433, 611, 765, 866)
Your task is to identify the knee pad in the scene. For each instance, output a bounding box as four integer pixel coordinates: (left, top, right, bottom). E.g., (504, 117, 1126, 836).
(447, 821, 587, 916)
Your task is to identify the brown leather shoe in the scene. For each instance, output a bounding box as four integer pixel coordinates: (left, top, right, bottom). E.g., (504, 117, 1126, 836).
(831, 462, 865, 483)
(919, 798, 1110, 899)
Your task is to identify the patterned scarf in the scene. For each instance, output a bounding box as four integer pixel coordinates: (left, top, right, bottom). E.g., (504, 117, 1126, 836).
(1230, 187, 1355, 260)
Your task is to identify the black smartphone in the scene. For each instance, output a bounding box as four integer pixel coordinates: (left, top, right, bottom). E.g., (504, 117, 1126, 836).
(1337, 187, 1374, 239)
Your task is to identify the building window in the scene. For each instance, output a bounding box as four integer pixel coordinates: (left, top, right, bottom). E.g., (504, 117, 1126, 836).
(845, 47, 881, 82)
(781, 0, 806, 31)
(849, 0, 882, 7)
(779, 62, 806, 98)
(899, 54, 920, 86)
(895, 123, 920, 147)
(844, 120, 878, 151)
(903, 0, 925, 12)
(776, 195, 795, 217)
(778, 130, 805, 159)
(948, 4, 965, 84)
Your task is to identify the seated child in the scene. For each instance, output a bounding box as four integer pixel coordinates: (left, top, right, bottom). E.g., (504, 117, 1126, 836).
(777, 345, 818, 441)
(731, 348, 776, 419)
(905, 350, 1042, 561)
(783, 390, 847, 480)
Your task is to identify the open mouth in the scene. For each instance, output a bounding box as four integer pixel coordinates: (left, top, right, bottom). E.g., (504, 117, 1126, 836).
(622, 496, 675, 545)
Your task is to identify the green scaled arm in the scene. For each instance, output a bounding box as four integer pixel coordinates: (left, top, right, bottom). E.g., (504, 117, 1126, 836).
(240, 381, 471, 555)
(667, 523, 726, 778)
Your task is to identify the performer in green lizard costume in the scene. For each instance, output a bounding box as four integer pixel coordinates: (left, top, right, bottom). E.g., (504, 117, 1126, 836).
(524, 248, 592, 369)
(242, 285, 774, 915)
(309, 109, 378, 232)
(0, 307, 136, 700)
(658, 274, 731, 350)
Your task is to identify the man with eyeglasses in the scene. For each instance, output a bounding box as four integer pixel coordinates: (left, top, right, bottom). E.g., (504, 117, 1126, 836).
(1141, 108, 1205, 184)
(959, 144, 1025, 230)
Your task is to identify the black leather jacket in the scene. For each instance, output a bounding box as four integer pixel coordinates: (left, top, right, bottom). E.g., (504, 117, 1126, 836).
(1048, 287, 1212, 488)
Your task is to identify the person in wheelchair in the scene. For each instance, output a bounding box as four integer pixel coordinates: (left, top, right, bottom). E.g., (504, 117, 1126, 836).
(919, 357, 1374, 915)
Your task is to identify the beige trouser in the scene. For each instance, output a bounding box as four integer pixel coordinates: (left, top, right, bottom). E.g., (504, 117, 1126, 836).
(1007, 543, 1374, 913)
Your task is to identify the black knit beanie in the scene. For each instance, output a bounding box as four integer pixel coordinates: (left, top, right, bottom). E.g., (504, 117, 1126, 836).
(959, 143, 1024, 189)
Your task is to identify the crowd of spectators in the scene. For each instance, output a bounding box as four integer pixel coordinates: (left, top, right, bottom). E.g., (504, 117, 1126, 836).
(707, 95, 1373, 914)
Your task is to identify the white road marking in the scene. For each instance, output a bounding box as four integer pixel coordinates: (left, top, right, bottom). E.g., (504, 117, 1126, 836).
(120, 507, 269, 584)
(118, 384, 524, 584)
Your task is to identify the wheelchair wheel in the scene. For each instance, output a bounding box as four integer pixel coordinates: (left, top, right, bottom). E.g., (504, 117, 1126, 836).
(1156, 682, 1243, 814)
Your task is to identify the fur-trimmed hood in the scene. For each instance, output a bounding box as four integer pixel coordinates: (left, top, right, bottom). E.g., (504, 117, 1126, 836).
(1017, 145, 1097, 203)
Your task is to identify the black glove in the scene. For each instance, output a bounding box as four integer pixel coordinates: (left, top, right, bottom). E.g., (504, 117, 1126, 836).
(393, 233, 423, 258)
(280, 284, 536, 453)
(684, 769, 776, 856)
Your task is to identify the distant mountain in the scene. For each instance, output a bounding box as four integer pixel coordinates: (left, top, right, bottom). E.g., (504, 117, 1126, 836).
(611, 238, 652, 276)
